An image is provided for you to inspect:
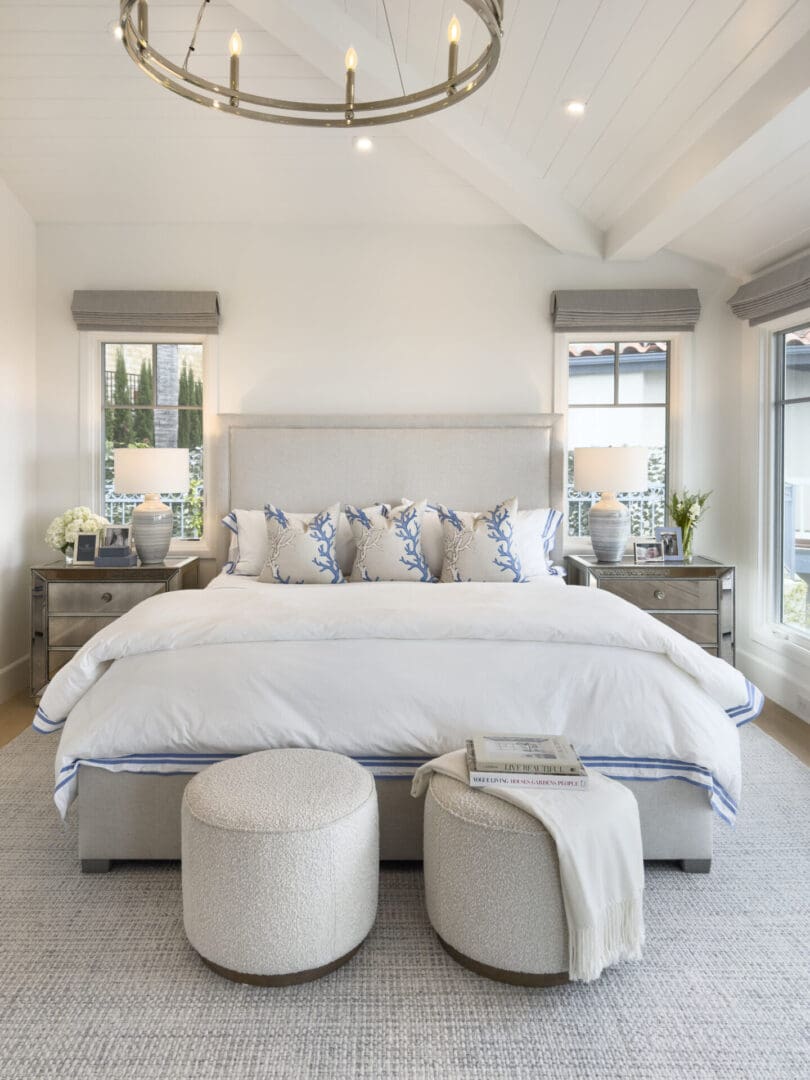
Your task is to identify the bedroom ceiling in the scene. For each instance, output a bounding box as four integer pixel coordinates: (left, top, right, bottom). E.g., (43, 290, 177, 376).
(2, 0, 810, 276)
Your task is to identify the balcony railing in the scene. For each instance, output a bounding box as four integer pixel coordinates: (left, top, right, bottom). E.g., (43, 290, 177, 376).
(567, 486, 666, 539)
(104, 493, 198, 539)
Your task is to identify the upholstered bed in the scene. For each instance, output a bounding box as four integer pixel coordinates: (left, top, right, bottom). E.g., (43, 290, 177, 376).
(34, 415, 761, 872)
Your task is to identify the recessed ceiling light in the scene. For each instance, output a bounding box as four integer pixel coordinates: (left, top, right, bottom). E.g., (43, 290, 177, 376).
(353, 135, 374, 153)
(565, 100, 586, 117)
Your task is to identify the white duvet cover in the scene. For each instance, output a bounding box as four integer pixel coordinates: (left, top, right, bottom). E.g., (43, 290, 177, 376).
(34, 578, 762, 822)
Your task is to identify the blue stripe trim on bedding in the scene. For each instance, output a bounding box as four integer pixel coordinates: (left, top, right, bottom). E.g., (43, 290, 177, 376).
(725, 679, 763, 726)
(54, 750, 740, 822)
(33, 707, 66, 734)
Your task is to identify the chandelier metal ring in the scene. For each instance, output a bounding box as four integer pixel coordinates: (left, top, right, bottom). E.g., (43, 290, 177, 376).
(119, 1, 504, 128)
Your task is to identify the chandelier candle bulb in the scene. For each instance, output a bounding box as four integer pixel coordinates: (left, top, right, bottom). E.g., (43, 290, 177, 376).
(448, 16, 461, 85)
(229, 30, 242, 105)
(344, 47, 358, 120)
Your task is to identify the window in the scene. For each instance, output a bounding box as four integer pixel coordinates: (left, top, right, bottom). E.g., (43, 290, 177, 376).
(103, 342, 204, 540)
(567, 341, 669, 538)
(775, 325, 810, 635)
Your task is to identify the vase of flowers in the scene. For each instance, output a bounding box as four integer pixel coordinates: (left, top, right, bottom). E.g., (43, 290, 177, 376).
(45, 507, 109, 565)
(667, 490, 710, 563)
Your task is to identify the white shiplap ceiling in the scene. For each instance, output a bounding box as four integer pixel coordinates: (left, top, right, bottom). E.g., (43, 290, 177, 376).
(2, 0, 810, 274)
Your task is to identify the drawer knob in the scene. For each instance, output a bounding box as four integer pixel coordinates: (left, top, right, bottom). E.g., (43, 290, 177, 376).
(654, 589, 666, 601)
(101, 592, 113, 604)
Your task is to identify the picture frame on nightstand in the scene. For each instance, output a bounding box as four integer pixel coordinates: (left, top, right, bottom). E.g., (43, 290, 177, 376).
(74, 532, 99, 565)
(655, 526, 683, 561)
(634, 541, 663, 563)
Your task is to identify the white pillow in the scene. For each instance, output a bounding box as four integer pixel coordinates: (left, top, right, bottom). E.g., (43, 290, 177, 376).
(406, 501, 563, 580)
(222, 507, 355, 576)
(515, 508, 565, 580)
(437, 498, 527, 583)
(258, 504, 345, 584)
(222, 511, 239, 573)
(346, 501, 434, 582)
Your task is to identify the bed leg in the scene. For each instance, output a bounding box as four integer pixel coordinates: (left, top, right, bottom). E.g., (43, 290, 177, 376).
(81, 859, 112, 874)
(680, 859, 711, 874)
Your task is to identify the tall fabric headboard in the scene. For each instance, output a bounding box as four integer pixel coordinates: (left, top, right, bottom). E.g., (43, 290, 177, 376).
(217, 413, 565, 559)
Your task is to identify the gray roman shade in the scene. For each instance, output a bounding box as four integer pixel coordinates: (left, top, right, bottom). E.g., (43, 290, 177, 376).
(71, 291, 220, 334)
(727, 253, 810, 326)
(550, 289, 701, 332)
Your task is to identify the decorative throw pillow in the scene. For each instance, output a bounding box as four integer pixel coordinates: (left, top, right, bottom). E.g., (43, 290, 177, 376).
(223, 507, 355, 576)
(515, 508, 565, 580)
(258, 503, 345, 584)
(346, 501, 434, 582)
(437, 498, 527, 583)
(403, 500, 563, 580)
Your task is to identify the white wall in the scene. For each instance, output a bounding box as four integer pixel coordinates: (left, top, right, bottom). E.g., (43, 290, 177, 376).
(0, 178, 36, 701)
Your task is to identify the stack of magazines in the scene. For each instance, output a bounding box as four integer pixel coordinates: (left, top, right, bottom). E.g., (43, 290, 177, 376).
(465, 734, 588, 791)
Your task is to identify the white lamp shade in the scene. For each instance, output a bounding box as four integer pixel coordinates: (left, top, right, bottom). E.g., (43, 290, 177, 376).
(573, 446, 649, 493)
(113, 448, 190, 495)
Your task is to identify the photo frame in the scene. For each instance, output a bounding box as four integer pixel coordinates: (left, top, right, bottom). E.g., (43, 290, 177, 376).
(102, 526, 131, 551)
(655, 526, 683, 561)
(74, 533, 100, 565)
(634, 541, 663, 564)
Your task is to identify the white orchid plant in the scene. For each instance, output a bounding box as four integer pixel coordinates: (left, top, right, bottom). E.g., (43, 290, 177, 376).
(45, 506, 109, 555)
(667, 490, 710, 560)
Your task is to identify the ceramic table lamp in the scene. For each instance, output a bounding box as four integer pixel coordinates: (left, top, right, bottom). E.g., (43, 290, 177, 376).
(113, 448, 190, 564)
(574, 446, 649, 563)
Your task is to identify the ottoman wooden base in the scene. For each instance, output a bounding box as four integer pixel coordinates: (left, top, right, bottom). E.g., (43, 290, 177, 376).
(199, 940, 365, 986)
(437, 935, 569, 988)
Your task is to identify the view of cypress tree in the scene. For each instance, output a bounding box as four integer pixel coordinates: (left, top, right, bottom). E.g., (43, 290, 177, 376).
(177, 362, 191, 448)
(175, 361, 203, 449)
(132, 359, 155, 445)
(111, 347, 133, 446)
(189, 369, 203, 449)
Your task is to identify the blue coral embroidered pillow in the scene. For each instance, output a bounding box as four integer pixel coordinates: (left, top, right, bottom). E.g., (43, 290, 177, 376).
(437, 497, 527, 583)
(258, 503, 345, 584)
(346, 501, 434, 583)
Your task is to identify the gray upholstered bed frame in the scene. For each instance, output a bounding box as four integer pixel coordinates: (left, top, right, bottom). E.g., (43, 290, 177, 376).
(76, 414, 713, 873)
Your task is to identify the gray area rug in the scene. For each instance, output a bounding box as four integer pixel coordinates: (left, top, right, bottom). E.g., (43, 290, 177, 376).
(0, 725, 807, 1080)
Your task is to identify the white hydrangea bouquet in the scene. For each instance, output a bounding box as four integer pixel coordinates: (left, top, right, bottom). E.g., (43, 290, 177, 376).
(667, 490, 710, 563)
(45, 506, 109, 560)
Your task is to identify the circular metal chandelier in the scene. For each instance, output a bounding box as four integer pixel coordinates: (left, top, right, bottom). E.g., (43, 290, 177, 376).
(118, 0, 504, 128)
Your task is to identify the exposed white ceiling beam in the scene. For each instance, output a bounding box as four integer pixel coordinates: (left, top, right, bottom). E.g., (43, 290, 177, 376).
(605, 31, 810, 261)
(231, 0, 602, 257)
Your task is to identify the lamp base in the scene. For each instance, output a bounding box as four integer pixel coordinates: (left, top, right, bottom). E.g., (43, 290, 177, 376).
(131, 496, 173, 564)
(589, 495, 630, 563)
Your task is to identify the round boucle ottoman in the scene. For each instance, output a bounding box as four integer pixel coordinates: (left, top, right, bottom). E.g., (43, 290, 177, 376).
(423, 772, 569, 986)
(181, 749, 379, 985)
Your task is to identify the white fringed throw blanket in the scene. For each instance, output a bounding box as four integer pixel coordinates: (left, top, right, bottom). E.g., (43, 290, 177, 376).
(412, 750, 645, 983)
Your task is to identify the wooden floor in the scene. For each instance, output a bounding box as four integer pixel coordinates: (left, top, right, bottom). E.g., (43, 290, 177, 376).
(0, 689, 808, 764)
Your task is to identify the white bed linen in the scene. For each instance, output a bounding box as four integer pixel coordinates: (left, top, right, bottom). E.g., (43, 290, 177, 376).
(34, 578, 762, 821)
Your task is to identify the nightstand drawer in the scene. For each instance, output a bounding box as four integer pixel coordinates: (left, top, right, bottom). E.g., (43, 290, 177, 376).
(48, 649, 76, 679)
(600, 578, 717, 611)
(49, 616, 119, 648)
(48, 581, 164, 615)
(651, 611, 717, 645)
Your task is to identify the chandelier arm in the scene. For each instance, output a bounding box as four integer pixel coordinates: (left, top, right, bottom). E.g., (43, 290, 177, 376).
(119, 0, 503, 127)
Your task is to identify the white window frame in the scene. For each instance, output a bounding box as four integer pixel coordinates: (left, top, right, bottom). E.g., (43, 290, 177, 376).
(750, 307, 810, 662)
(78, 331, 219, 558)
(553, 331, 686, 554)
